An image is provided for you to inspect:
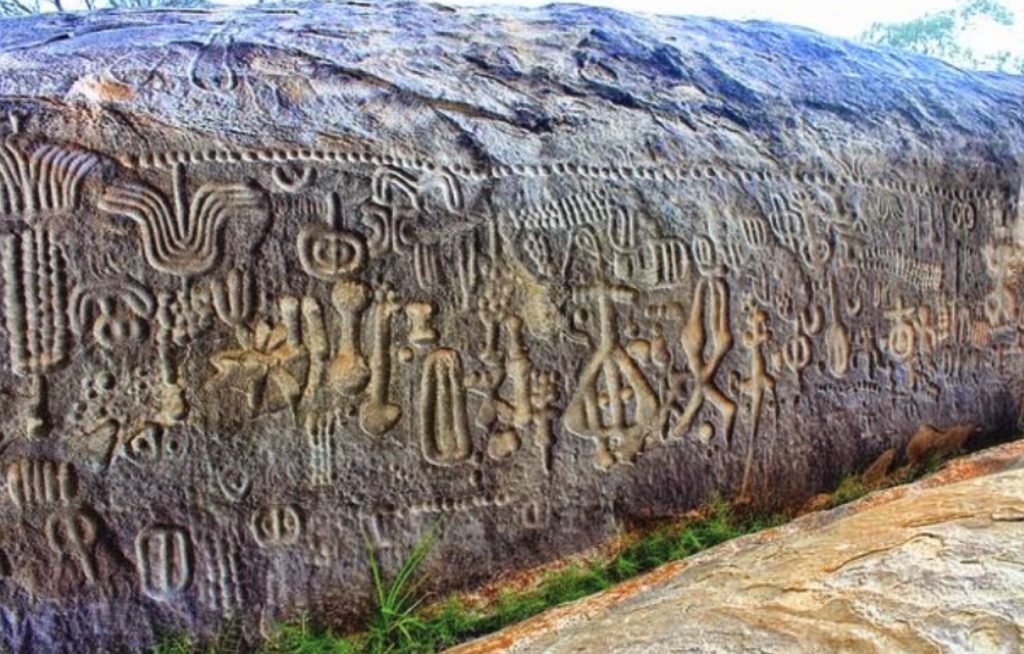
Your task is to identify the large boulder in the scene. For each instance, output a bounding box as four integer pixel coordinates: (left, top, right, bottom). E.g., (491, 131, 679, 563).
(0, 1, 1022, 650)
(449, 441, 1024, 654)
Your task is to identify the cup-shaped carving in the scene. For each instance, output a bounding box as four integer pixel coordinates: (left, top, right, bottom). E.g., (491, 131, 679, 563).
(419, 348, 472, 466)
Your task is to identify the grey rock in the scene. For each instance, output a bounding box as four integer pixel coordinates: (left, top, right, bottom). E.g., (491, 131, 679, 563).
(0, 1, 1022, 651)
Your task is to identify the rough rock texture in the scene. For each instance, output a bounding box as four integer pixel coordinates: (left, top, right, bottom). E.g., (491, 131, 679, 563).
(0, 2, 1023, 651)
(450, 440, 1024, 654)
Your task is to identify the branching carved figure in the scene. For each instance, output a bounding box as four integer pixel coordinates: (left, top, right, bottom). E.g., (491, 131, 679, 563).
(98, 163, 263, 277)
(0, 115, 98, 218)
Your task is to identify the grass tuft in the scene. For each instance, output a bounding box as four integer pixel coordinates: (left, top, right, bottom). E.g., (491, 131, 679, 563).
(828, 474, 871, 508)
(148, 430, 1005, 654)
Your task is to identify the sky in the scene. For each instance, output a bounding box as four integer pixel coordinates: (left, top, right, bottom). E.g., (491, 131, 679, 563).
(442, 0, 1024, 64)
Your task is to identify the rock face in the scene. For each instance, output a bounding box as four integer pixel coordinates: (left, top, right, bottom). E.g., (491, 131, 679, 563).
(450, 440, 1024, 654)
(0, 2, 1023, 650)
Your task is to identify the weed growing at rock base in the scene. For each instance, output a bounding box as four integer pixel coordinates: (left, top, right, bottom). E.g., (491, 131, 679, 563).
(147, 436, 1001, 654)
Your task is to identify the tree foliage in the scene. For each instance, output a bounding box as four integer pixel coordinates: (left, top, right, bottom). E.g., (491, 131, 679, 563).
(859, 0, 1024, 73)
(0, 0, 204, 15)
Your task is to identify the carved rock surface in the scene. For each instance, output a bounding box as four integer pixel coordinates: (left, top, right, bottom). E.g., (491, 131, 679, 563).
(0, 2, 1023, 651)
(450, 440, 1024, 654)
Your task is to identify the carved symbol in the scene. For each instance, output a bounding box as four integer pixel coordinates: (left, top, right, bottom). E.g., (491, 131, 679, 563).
(406, 302, 439, 349)
(0, 115, 99, 217)
(190, 27, 238, 93)
(477, 274, 515, 366)
(98, 163, 264, 277)
(419, 349, 472, 465)
(824, 276, 852, 378)
(359, 286, 401, 435)
(216, 462, 251, 502)
(739, 213, 770, 250)
(250, 505, 302, 548)
(530, 369, 559, 475)
(454, 226, 497, 313)
(884, 297, 917, 365)
(364, 166, 464, 256)
(208, 302, 306, 415)
(46, 509, 98, 584)
(364, 168, 419, 256)
(983, 243, 1015, 328)
(948, 196, 976, 233)
(297, 192, 367, 281)
(413, 242, 441, 289)
(778, 296, 821, 389)
(7, 459, 76, 507)
(327, 280, 371, 394)
(644, 238, 689, 287)
(520, 231, 553, 279)
(301, 296, 329, 399)
(800, 237, 832, 268)
(672, 277, 735, 442)
(455, 231, 486, 310)
(136, 526, 193, 602)
(506, 316, 533, 431)
(211, 268, 255, 328)
(692, 235, 719, 277)
(565, 284, 658, 469)
(271, 165, 316, 192)
(739, 306, 775, 498)
(760, 188, 808, 255)
(124, 423, 188, 465)
(783, 332, 812, 385)
(70, 280, 155, 351)
(199, 523, 242, 616)
(305, 413, 337, 487)
(503, 188, 617, 231)
(1, 226, 69, 436)
(608, 209, 641, 281)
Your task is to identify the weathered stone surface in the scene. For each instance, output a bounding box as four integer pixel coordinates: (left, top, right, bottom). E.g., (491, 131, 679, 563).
(0, 1, 1023, 650)
(450, 440, 1024, 654)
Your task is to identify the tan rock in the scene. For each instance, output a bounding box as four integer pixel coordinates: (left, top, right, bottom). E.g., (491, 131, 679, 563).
(906, 424, 976, 466)
(861, 447, 896, 486)
(450, 441, 1024, 654)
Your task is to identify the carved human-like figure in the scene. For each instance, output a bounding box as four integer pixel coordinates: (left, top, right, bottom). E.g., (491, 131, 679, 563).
(671, 277, 736, 442)
(738, 304, 775, 498)
(565, 283, 658, 469)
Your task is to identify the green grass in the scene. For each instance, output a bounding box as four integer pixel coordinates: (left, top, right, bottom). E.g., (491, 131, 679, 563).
(146, 498, 785, 654)
(827, 444, 970, 510)
(828, 474, 872, 508)
(149, 434, 1002, 654)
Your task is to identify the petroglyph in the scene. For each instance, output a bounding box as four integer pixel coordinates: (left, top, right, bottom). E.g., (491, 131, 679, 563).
(0, 3, 1021, 650)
